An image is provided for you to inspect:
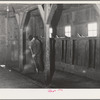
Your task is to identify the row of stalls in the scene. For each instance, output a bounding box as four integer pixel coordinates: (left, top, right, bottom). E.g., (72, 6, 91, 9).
(50, 4, 100, 80)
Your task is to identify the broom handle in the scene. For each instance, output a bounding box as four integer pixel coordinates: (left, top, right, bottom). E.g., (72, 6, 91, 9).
(30, 46, 34, 56)
(29, 46, 38, 71)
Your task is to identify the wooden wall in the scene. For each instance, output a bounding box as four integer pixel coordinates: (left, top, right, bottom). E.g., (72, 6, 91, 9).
(54, 37, 100, 69)
(7, 16, 20, 68)
(0, 15, 7, 65)
(56, 5, 99, 37)
(0, 14, 20, 68)
(27, 15, 44, 38)
(50, 5, 100, 80)
(52, 37, 100, 80)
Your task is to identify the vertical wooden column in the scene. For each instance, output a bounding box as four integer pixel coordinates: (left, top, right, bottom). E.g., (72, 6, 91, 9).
(38, 4, 57, 85)
(94, 4, 100, 37)
(19, 12, 27, 71)
(44, 4, 51, 85)
(5, 16, 8, 66)
(19, 28, 23, 71)
(70, 14, 74, 65)
(97, 17, 100, 37)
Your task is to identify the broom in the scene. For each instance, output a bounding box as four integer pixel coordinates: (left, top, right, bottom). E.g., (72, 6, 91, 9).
(29, 46, 38, 73)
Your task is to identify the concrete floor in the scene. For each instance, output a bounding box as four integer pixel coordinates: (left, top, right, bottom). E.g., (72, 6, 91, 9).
(0, 67, 43, 88)
(0, 66, 100, 88)
(50, 70, 100, 88)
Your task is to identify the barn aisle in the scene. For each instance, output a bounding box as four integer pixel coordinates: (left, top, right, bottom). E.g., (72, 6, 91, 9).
(0, 66, 42, 88)
(1, 65, 100, 88)
(50, 70, 100, 88)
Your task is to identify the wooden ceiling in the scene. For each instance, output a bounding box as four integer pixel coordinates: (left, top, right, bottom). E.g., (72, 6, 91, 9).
(0, 4, 91, 12)
(0, 4, 94, 16)
(0, 4, 38, 13)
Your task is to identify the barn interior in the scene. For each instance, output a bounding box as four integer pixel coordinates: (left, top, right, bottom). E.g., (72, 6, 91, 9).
(0, 4, 100, 88)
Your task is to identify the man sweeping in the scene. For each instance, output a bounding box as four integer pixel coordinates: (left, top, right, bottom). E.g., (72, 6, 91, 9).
(28, 36, 39, 73)
(22, 35, 44, 74)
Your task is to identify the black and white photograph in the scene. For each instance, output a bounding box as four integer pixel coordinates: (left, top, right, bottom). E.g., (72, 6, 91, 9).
(0, 2, 100, 90)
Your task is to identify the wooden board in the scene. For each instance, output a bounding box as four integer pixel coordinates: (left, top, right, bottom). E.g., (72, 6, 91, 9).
(95, 39, 100, 70)
(77, 39, 87, 66)
(55, 39, 62, 61)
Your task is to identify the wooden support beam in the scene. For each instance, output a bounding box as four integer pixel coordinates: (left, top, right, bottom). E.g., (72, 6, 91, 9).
(47, 4, 57, 24)
(38, 4, 57, 24)
(38, 4, 51, 84)
(94, 4, 100, 37)
(38, 5, 45, 23)
(38, 4, 57, 85)
(45, 4, 51, 22)
(20, 12, 27, 29)
(19, 28, 23, 71)
(15, 13, 20, 26)
(19, 11, 27, 71)
(5, 16, 8, 67)
(15, 5, 38, 14)
(94, 4, 100, 16)
(44, 4, 51, 85)
(11, 5, 20, 25)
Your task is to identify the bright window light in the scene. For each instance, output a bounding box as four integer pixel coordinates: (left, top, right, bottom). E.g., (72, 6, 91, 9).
(49, 27, 53, 38)
(65, 26, 71, 37)
(88, 22, 97, 37)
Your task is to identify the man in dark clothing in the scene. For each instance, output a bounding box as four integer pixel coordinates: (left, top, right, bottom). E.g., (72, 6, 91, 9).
(22, 35, 44, 74)
(28, 35, 44, 73)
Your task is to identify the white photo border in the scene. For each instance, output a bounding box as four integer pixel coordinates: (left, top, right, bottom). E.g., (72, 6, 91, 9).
(0, 1, 99, 99)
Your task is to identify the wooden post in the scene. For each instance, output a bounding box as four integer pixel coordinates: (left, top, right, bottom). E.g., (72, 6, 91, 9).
(38, 5, 45, 23)
(19, 28, 23, 71)
(5, 14, 8, 66)
(44, 4, 51, 85)
(15, 13, 20, 26)
(47, 4, 57, 24)
(19, 12, 27, 71)
(38, 4, 57, 85)
(94, 4, 100, 16)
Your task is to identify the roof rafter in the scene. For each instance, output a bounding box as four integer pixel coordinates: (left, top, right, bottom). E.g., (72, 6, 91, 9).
(38, 5, 45, 23)
(94, 4, 100, 16)
(15, 4, 38, 13)
(38, 4, 57, 24)
(47, 4, 57, 24)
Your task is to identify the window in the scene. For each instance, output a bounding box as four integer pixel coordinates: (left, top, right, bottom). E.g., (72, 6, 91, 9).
(65, 26, 71, 37)
(49, 27, 53, 38)
(88, 22, 97, 37)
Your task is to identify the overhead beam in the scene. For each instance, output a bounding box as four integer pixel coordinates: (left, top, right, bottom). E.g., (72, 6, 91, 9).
(15, 13, 20, 26)
(11, 5, 20, 26)
(45, 4, 51, 22)
(94, 4, 100, 37)
(38, 4, 57, 24)
(38, 5, 45, 23)
(15, 5, 38, 13)
(20, 11, 27, 29)
(94, 4, 100, 16)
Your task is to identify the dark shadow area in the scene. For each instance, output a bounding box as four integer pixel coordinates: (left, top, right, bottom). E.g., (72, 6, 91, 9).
(51, 4, 63, 37)
(48, 38, 56, 84)
(22, 9, 45, 84)
(47, 4, 63, 84)
(23, 10, 31, 66)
